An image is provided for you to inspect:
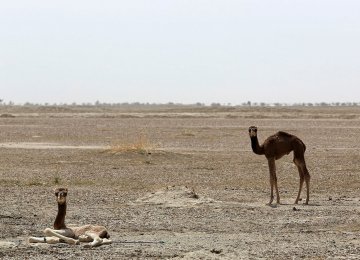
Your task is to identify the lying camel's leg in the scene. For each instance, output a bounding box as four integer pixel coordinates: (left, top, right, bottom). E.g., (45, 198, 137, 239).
(78, 235, 93, 243)
(28, 236, 60, 244)
(43, 228, 79, 245)
(82, 232, 112, 248)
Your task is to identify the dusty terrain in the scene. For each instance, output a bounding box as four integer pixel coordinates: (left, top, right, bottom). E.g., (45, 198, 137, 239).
(0, 105, 359, 259)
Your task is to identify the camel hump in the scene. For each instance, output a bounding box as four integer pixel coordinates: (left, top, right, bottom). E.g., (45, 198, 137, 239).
(277, 131, 306, 151)
(277, 131, 293, 137)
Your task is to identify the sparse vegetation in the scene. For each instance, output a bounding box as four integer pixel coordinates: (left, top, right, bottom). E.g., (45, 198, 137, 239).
(1, 105, 360, 259)
(26, 180, 44, 186)
(182, 129, 195, 137)
(0, 179, 20, 187)
(53, 164, 61, 185)
(54, 176, 60, 185)
(1, 101, 360, 108)
(0, 113, 15, 118)
(104, 134, 154, 155)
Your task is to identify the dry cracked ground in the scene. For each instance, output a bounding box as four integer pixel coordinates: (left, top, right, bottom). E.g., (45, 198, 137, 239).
(0, 105, 360, 259)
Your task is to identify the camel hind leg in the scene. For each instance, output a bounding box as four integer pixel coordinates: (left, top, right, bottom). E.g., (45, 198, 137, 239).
(293, 153, 310, 205)
(294, 166, 305, 204)
(81, 232, 112, 248)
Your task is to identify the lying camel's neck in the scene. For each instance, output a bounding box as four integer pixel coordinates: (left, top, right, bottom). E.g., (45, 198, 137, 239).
(54, 203, 67, 230)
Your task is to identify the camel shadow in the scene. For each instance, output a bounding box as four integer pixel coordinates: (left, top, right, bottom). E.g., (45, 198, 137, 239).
(267, 202, 322, 208)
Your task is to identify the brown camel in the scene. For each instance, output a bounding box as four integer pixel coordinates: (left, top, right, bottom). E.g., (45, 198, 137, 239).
(28, 188, 111, 247)
(248, 126, 310, 205)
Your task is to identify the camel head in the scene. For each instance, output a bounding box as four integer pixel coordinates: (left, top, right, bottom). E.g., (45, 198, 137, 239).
(248, 126, 258, 137)
(54, 187, 68, 205)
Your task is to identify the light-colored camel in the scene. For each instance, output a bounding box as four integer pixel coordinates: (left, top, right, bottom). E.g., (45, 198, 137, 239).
(28, 188, 111, 247)
(248, 126, 310, 205)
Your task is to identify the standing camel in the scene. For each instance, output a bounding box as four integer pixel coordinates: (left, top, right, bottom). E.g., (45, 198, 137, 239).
(248, 126, 310, 205)
(28, 188, 111, 247)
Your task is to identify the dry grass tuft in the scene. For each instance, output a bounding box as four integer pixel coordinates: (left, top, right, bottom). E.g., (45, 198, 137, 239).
(54, 176, 60, 185)
(26, 180, 44, 186)
(0, 179, 21, 186)
(105, 134, 154, 155)
(182, 129, 195, 136)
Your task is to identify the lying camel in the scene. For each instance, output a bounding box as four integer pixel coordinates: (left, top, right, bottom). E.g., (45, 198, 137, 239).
(28, 188, 111, 247)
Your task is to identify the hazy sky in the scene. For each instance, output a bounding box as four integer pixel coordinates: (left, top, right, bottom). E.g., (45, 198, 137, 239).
(1, 0, 359, 105)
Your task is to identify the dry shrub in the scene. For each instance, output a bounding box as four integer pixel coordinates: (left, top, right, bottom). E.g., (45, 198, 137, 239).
(0, 113, 15, 118)
(105, 134, 154, 155)
(182, 129, 195, 136)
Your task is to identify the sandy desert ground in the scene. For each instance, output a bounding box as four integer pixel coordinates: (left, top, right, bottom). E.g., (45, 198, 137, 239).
(0, 105, 359, 259)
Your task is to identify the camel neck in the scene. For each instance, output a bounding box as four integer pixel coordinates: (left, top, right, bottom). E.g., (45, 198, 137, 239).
(250, 136, 264, 155)
(54, 203, 67, 230)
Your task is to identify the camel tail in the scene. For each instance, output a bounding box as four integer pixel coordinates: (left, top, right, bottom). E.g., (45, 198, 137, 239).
(298, 138, 306, 152)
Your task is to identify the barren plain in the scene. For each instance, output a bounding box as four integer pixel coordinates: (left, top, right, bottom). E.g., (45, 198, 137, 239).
(0, 105, 359, 259)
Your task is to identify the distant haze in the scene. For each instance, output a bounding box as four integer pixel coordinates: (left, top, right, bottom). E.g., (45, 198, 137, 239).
(1, 1, 359, 105)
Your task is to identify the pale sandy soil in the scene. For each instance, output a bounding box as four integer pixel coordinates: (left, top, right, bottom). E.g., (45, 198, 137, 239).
(0, 105, 360, 259)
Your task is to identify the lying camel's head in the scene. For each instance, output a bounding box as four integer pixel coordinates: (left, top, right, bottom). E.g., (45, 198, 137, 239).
(54, 187, 68, 205)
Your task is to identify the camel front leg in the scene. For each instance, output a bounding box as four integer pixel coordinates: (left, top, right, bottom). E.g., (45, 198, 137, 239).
(267, 158, 277, 205)
(28, 236, 61, 244)
(43, 228, 79, 245)
(29, 228, 77, 245)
